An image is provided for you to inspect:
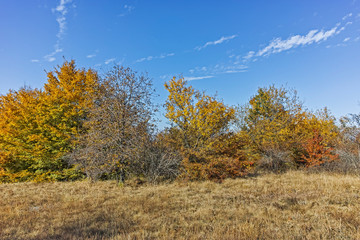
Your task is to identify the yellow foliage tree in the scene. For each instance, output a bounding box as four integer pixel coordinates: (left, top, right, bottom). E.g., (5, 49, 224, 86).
(164, 77, 235, 150)
(164, 77, 253, 180)
(0, 60, 99, 182)
(0, 87, 41, 181)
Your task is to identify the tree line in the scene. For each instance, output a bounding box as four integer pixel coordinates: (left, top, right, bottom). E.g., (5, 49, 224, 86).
(0, 60, 359, 183)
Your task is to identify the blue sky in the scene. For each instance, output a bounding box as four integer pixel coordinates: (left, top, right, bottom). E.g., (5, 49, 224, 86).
(1, 0, 360, 126)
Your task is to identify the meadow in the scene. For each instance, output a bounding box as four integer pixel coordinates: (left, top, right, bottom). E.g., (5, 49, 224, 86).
(1, 171, 359, 240)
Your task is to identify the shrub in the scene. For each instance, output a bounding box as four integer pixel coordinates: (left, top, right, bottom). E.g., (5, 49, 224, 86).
(131, 140, 182, 183)
(256, 148, 295, 173)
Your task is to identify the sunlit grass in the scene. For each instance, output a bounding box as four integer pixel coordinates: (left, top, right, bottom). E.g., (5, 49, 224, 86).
(1, 171, 360, 239)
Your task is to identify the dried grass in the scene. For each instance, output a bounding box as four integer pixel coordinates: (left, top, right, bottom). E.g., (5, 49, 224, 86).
(1, 171, 360, 239)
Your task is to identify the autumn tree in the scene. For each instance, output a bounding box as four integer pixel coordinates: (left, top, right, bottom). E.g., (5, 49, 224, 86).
(0, 87, 41, 181)
(240, 85, 305, 154)
(164, 77, 235, 150)
(300, 129, 338, 168)
(239, 85, 338, 171)
(0, 60, 99, 182)
(70, 66, 157, 181)
(164, 77, 252, 180)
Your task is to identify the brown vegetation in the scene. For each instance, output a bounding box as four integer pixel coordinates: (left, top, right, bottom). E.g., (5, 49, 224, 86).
(1, 171, 360, 239)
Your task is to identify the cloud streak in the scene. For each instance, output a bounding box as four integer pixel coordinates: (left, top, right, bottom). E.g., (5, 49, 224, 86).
(189, 63, 248, 76)
(44, 0, 73, 62)
(105, 58, 116, 64)
(343, 13, 353, 20)
(256, 26, 340, 57)
(195, 35, 237, 51)
(135, 53, 175, 63)
(184, 76, 214, 81)
(242, 14, 353, 61)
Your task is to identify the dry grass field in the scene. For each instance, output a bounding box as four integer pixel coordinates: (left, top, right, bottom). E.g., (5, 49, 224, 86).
(1, 171, 360, 240)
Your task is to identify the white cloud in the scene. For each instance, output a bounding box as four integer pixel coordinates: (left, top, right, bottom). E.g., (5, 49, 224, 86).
(343, 13, 353, 20)
(160, 74, 174, 80)
(87, 54, 96, 58)
(105, 58, 116, 64)
(184, 76, 214, 81)
(159, 53, 175, 59)
(136, 57, 147, 63)
(44, 47, 63, 62)
(124, 5, 135, 11)
(243, 51, 255, 60)
(344, 37, 351, 42)
(188, 63, 248, 76)
(256, 26, 340, 57)
(135, 53, 175, 63)
(118, 4, 135, 17)
(223, 70, 247, 74)
(240, 14, 354, 61)
(31, 59, 39, 63)
(195, 35, 237, 51)
(43, 0, 72, 62)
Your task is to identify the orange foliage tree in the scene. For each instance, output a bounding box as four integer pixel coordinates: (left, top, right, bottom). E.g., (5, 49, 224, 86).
(300, 129, 338, 167)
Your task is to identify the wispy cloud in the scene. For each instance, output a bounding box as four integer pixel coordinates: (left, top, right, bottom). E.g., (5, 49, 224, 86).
(189, 63, 248, 76)
(87, 50, 99, 59)
(118, 4, 135, 17)
(223, 70, 248, 74)
(241, 14, 353, 61)
(30, 59, 40, 63)
(256, 27, 339, 57)
(135, 53, 175, 63)
(195, 35, 237, 51)
(105, 58, 116, 64)
(44, 48, 62, 62)
(43, 0, 73, 62)
(184, 76, 214, 81)
(343, 37, 351, 42)
(343, 13, 353, 20)
(243, 51, 255, 60)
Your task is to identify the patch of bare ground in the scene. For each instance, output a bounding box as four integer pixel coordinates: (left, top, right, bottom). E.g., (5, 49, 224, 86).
(1, 171, 360, 239)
